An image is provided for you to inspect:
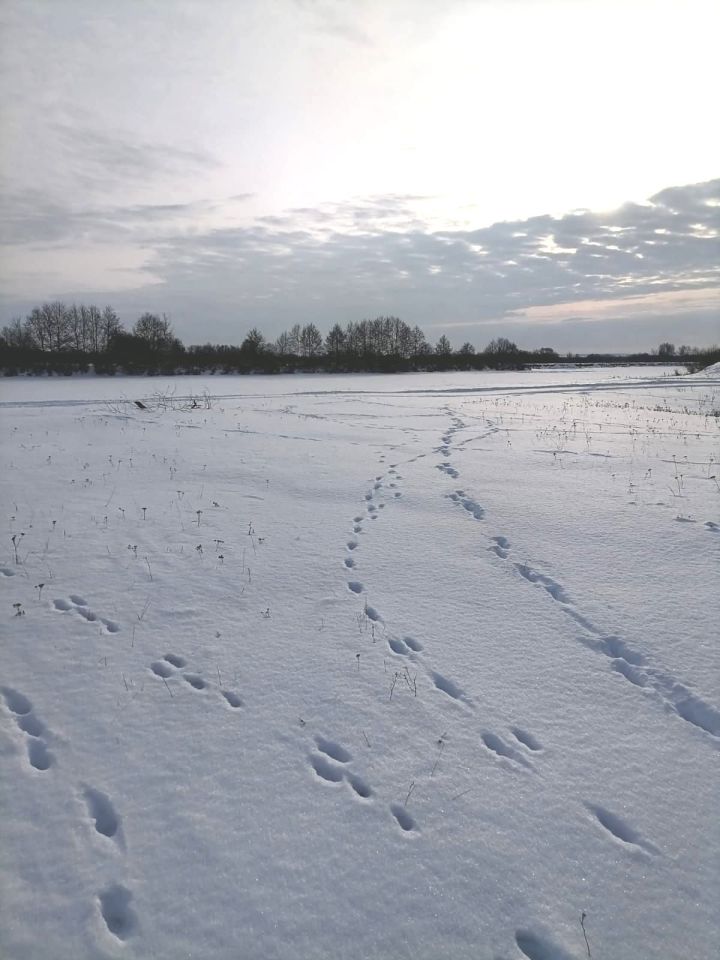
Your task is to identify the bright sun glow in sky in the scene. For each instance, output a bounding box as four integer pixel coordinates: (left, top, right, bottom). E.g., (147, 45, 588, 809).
(1, 0, 718, 350)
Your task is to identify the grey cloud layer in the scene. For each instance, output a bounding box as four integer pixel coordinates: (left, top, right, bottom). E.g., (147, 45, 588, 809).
(143, 179, 720, 318)
(1, 179, 718, 342)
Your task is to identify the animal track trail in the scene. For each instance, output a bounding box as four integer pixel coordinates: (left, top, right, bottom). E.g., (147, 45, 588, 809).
(586, 803, 659, 854)
(510, 562, 720, 740)
(148, 655, 243, 709)
(52, 595, 120, 634)
(1, 686, 55, 771)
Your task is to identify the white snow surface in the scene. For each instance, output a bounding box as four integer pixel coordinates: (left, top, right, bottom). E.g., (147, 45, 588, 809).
(1, 367, 718, 960)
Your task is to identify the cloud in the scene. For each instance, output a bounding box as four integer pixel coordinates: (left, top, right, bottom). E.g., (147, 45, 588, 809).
(45, 123, 220, 199)
(1, 179, 718, 350)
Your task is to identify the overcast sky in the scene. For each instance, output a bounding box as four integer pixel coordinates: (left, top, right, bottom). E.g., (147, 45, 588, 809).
(1, 0, 718, 352)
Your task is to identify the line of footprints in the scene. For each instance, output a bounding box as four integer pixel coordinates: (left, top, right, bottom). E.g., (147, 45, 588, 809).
(149, 654, 243, 708)
(335, 435, 663, 852)
(0, 686, 138, 942)
(52, 594, 120, 634)
(343, 465, 403, 588)
(445, 459, 720, 740)
(308, 735, 417, 833)
(306, 724, 603, 839)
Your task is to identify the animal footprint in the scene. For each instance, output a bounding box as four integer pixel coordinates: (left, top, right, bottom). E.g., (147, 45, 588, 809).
(183, 674, 207, 690)
(309, 738, 372, 801)
(221, 690, 243, 708)
(53, 596, 120, 633)
(1, 686, 32, 716)
(586, 803, 658, 854)
(150, 661, 173, 678)
(448, 490, 484, 519)
(437, 462, 459, 479)
(390, 803, 417, 833)
(431, 671, 468, 704)
(388, 636, 422, 657)
(163, 653, 186, 668)
(315, 736, 352, 763)
(83, 786, 121, 842)
(2, 687, 54, 771)
(27, 738, 53, 771)
(515, 929, 576, 960)
(309, 753, 345, 783)
(346, 773, 372, 799)
(388, 637, 411, 656)
(481, 732, 532, 769)
(515, 564, 569, 603)
(489, 535, 511, 558)
(510, 727, 542, 751)
(0, 566, 16, 577)
(98, 883, 137, 941)
(348, 581, 364, 594)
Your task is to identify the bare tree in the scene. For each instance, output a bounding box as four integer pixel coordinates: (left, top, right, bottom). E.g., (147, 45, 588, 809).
(485, 337, 518, 354)
(2, 318, 34, 348)
(100, 306, 121, 351)
(133, 312, 174, 349)
(300, 323, 323, 357)
(435, 335, 452, 355)
(274, 330, 292, 356)
(325, 323, 346, 358)
(288, 323, 301, 356)
(240, 328, 265, 355)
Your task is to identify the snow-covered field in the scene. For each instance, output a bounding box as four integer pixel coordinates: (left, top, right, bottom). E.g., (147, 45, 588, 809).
(1, 366, 718, 960)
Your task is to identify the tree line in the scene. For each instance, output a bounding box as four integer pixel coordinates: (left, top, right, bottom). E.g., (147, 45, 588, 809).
(1, 301, 717, 375)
